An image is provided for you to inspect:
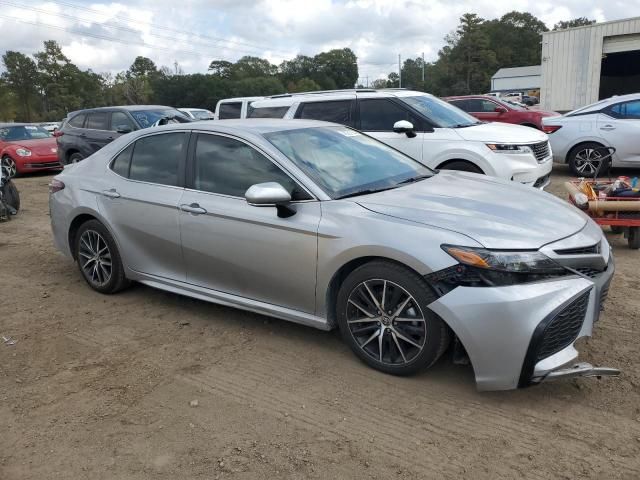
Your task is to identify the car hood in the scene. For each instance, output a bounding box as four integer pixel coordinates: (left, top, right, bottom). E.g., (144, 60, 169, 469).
(355, 171, 588, 250)
(5, 138, 57, 155)
(454, 122, 548, 143)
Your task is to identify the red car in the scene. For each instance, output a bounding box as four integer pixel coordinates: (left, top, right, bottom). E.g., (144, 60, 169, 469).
(0, 123, 62, 176)
(444, 95, 559, 130)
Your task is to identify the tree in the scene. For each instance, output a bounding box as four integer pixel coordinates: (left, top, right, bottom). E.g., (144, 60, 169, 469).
(0, 79, 17, 121)
(1, 51, 39, 121)
(553, 17, 596, 30)
(314, 48, 358, 88)
(451, 13, 497, 93)
(371, 78, 388, 89)
(279, 54, 315, 85)
(208, 60, 233, 78)
(127, 56, 158, 78)
(230, 56, 277, 79)
(288, 77, 321, 93)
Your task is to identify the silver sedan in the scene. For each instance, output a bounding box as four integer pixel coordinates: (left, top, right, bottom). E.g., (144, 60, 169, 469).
(49, 119, 618, 391)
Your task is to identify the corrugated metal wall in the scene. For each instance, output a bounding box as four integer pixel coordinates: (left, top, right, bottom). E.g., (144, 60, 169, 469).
(491, 75, 541, 91)
(540, 17, 640, 112)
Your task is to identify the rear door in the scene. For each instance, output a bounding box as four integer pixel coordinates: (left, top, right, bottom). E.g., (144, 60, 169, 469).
(598, 100, 640, 166)
(294, 98, 356, 127)
(178, 132, 320, 313)
(84, 111, 115, 154)
(97, 131, 189, 280)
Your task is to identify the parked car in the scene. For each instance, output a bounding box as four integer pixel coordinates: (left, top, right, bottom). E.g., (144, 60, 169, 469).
(502, 92, 523, 103)
(444, 95, 559, 130)
(178, 108, 215, 120)
(0, 123, 62, 176)
(214, 96, 264, 120)
(245, 89, 553, 188)
(49, 119, 618, 391)
(39, 122, 61, 132)
(521, 95, 539, 106)
(56, 105, 191, 164)
(542, 93, 640, 176)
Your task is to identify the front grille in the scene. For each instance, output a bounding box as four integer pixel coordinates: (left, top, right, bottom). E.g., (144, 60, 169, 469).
(536, 291, 589, 361)
(555, 242, 601, 256)
(531, 141, 550, 163)
(575, 267, 603, 278)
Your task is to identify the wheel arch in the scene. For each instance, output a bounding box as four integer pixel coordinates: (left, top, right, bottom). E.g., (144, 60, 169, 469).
(435, 158, 485, 174)
(68, 213, 100, 259)
(565, 140, 606, 164)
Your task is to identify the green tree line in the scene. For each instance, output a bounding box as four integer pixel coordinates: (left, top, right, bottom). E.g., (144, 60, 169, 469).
(1, 12, 593, 122)
(369, 13, 594, 95)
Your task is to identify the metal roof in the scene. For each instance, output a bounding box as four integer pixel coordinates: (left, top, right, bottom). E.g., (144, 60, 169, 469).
(492, 65, 541, 79)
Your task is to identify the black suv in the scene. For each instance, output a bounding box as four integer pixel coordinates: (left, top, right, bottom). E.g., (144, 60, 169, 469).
(56, 105, 191, 164)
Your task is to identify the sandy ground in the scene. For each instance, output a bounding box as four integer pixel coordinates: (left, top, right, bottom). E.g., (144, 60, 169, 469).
(1, 164, 639, 480)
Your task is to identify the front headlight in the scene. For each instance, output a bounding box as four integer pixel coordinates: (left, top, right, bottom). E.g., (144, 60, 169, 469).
(486, 144, 532, 154)
(426, 245, 568, 292)
(15, 148, 32, 157)
(442, 245, 564, 274)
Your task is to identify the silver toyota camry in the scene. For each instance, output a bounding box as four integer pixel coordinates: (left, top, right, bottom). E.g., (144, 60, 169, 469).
(49, 119, 618, 391)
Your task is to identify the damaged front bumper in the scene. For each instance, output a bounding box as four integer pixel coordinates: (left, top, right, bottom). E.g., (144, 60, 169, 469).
(534, 362, 620, 383)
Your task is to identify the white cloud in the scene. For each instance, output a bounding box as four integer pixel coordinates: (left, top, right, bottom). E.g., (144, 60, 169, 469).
(0, 0, 639, 81)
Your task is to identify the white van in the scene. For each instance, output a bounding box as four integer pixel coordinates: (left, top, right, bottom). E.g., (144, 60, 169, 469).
(214, 96, 264, 120)
(241, 89, 552, 188)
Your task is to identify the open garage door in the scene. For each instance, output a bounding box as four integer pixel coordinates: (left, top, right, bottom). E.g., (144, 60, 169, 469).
(599, 37, 640, 100)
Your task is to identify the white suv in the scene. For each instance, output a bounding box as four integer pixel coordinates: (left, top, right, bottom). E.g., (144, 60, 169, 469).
(240, 89, 552, 188)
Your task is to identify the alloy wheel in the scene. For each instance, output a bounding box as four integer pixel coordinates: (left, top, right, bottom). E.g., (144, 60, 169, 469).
(1, 156, 17, 178)
(346, 279, 427, 365)
(78, 230, 112, 287)
(574, 148, 603, 176)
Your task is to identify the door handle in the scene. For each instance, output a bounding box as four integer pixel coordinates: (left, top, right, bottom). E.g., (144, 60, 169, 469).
(600, 125, 616, 131)
(102, 189, 121, 198)
(180, 203, 207, 215)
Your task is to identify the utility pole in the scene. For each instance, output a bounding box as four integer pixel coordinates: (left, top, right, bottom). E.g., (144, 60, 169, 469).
(365, 75, 369, 88)
(174, 61, 178, 75)
(422, 51, 425, 83)
(398, 54, 402, 88)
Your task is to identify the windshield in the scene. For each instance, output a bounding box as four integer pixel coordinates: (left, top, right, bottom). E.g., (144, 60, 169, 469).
(131, 109, 189, 128)
(0, 125, 51, 141)
(401, 95, 480, 128)
(264, 126, 433, 199)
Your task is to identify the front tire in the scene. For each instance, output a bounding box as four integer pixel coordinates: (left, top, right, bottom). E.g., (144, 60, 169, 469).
(336, 261, 450, 376)
(68, 152, 84, 164)
(75, 220, 129, 294)
(1, 155, 17, 178)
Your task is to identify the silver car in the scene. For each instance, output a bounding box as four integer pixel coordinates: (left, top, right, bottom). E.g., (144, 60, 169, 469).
(49, 120, 618, 391)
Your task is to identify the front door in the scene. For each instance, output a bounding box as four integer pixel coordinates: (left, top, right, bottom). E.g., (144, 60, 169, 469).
(597, 100, 640, 166)
(178, 132, 320, 313)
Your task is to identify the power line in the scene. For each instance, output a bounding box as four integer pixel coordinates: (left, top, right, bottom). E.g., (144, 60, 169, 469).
(0, 0, 289, 58)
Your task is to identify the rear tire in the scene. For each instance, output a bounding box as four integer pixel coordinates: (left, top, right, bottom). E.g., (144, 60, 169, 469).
(568, 142, 606, 177)
(628, 227, 640, 250)
(610, 226, 624, 234)
(336, 260, 450, 376)
(68, 152, 84, 164)
(75, 220, 130, 294)
(438, 160, 483, 174)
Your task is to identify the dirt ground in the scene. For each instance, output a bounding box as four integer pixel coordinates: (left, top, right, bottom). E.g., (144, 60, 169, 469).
(1, 164, 639, 480)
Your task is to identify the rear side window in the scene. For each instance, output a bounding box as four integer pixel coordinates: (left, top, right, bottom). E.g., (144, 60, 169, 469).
(110, 144, 134, 177)
(295, 100, 354, 126)
(247, 106, 290, 119)
(129, 132, 187, 186)
(359, 99, 416, 131)
(68, 113, 86, 128)
(218, 102, 242, 119)
(609, 100, 640, 119)
(86, 112, 109, 130)
(111, 112, 136, 132)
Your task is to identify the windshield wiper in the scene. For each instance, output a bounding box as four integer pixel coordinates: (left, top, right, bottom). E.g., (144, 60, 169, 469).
(396, 174, 433, 185)
(336, 186, 398, 199)
(451, 123, 478, 128)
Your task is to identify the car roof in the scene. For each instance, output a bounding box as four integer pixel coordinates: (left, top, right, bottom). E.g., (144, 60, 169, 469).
(0, 123, 39, 128)
(68, 105, 177, 116)
(249, 89, 430, 109)
(444, 95, 500, 100)
(218, 96, 264, 103)
(145, 118, 340, 136)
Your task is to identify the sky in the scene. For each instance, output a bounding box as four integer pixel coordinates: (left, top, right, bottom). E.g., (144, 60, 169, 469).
(1, 0, 640, 82)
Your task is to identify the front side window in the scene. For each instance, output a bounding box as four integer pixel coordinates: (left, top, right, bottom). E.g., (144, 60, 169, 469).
(218, 103, 242, 120)
(111, 112, 136, 132)
(359, 99, 419, 131)
(448, 99, 471, 112)
(609, 100, 640, 119)
(264, 126, 432, 199)
(295, 100, 354, 126)
(129, 132, 187, 186)
(401, 95, 480, 128)
(86, 112, 109, 130)
(193, 134, 309, 199)
(247, 106, 290, 119)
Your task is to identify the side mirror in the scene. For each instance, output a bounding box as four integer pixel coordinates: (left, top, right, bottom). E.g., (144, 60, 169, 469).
(116, 125, 132, 134)
(245, 182, 295, 218)
(393, 120, 417, 138)
(494, 106, 507, 114)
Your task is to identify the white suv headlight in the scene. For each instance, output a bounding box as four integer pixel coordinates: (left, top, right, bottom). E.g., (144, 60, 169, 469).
(15, 148, 32, 157)
(486, 144, 532, 154)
